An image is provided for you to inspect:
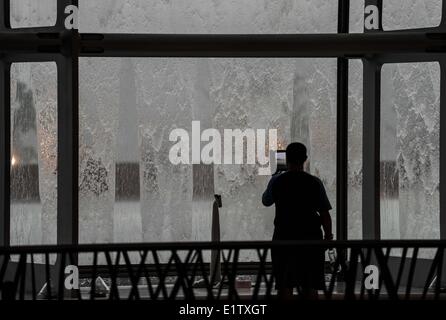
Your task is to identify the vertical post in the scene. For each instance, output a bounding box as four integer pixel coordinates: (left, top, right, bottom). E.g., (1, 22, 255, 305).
(440, 21, 446, 280)
(440, 0, 446, 28)
(56, 0, 79, 245)
(362, 60, 382, 239)
(440, 61, 446, 240)
(56, 36, 79, 245)
(0, 0, 11, 247)
(439, 0, 446, 241)
(55, 12, 80, 297)
(362, 0, 382, 240)
(210, 195, 222, 284)
(336, 0, 349, 241)
(54, 2, 80, 299)
(0, 0, 10, 29)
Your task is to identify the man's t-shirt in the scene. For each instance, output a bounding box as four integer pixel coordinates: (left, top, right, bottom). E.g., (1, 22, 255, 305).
(262, 171, 332, 240)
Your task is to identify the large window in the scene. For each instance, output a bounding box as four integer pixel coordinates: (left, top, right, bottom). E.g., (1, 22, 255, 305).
(2, 0, 446, 248)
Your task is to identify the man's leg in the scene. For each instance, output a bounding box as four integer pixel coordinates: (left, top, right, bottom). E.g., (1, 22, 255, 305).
(300, 287, 319, 300)
(278, 287, 294, 300)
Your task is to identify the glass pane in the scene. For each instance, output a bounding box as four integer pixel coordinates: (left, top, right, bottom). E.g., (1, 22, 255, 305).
(78, 0, 337, 34)
(380, 62, 440, 240)
(348, 60, 363, 239)
(79, 58, 337, 248)
(349, 0, 365, 33)
(10, 62, 57, 246)
(211, 59, 337, 243)
(383, 0, 442, 30)
(10, 0, 57, 28)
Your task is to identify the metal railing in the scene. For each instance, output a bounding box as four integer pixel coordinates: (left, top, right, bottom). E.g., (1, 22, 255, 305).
(1, 240, 446, 301)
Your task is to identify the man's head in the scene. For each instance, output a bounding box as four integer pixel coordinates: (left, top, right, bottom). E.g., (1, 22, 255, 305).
(286, 142, 307, 169)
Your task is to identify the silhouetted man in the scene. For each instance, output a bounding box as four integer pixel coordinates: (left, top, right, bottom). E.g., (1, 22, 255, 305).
(262, 142, 333, 299)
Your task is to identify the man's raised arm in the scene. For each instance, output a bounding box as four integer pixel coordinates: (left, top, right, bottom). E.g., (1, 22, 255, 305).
(262, 175, 278, 207)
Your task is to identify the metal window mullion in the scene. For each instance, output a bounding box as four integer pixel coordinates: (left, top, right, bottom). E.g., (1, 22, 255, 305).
(1, 32, 446, 57)
(0, 0, 9, 29)
(440, 60, 446, 239)
(336, 0, 350, 241)
(77, 32, 446, 58)
(337, 58, 348, 240)
(362, 60, 382, 240)
(55, 1, 79, 246)
(361, 0, 383, 240)
(441, 0, 446, 28)
(56, 31, 79, 246)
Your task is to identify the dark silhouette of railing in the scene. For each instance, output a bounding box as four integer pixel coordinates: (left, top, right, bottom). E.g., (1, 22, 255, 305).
(0, 241, 445, 301)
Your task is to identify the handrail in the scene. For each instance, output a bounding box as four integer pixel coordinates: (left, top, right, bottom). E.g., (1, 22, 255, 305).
(1, 241, 445, 301)
(1, 240, 446, 253)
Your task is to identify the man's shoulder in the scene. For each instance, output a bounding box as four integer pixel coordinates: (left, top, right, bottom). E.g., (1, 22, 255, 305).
(274, 171, 320, 183)
(307, 172, 323, 183)
(270, 172, 285, 185)
(297, 172, 325, 188)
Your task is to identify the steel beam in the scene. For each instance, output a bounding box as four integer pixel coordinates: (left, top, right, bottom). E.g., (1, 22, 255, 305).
(362, 0, 382, 240)
(362, 59, 382, 240)
(0, 32, 446, 57)
(336, 0, 349, 241)
(56, 1, 79, 247)
(0, 0, 9, 30)
(78, 32, 446, 57)
(56, 31, 79, 245)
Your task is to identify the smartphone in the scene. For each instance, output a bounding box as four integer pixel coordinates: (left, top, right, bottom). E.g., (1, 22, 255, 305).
(275, 150, 287, 173)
